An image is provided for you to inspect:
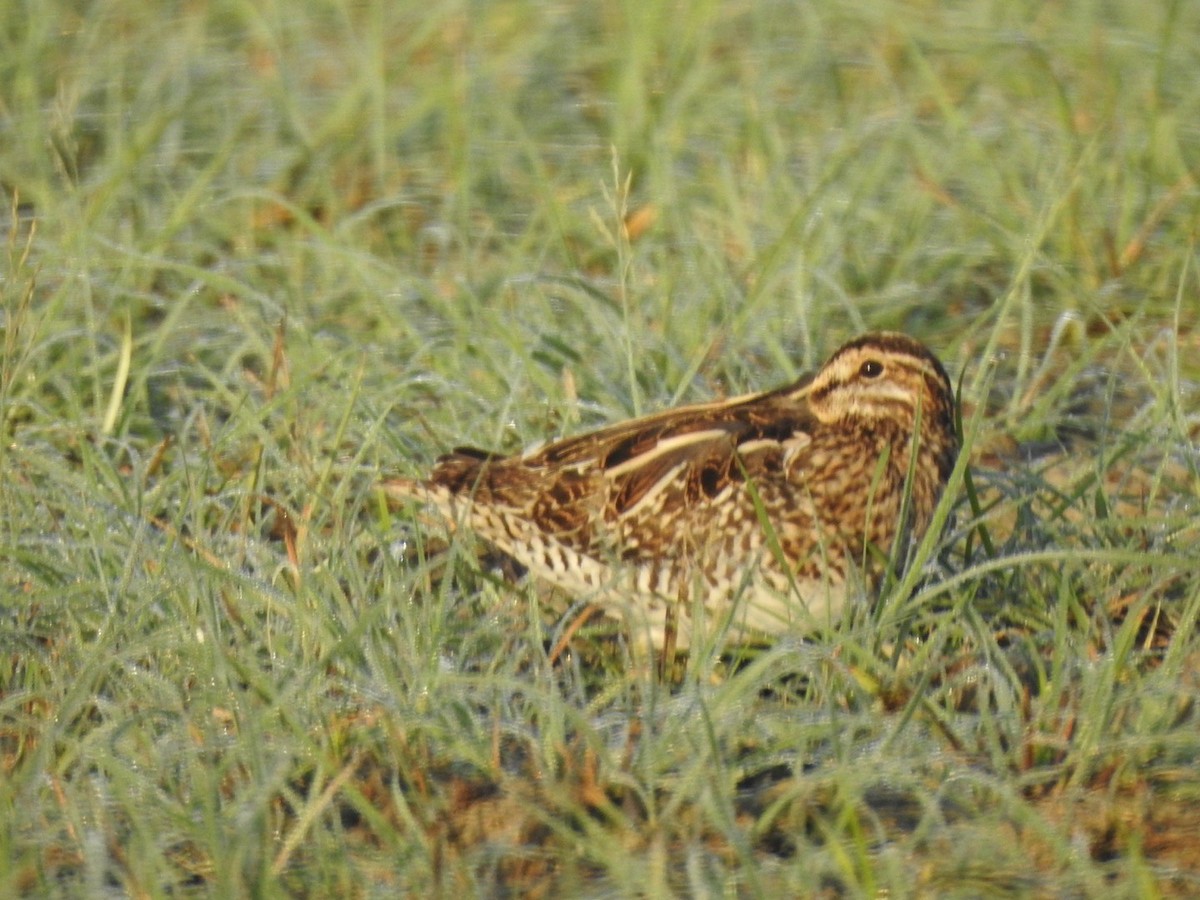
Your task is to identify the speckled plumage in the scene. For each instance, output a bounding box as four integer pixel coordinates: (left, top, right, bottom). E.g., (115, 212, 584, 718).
(387, 332, 959, 649)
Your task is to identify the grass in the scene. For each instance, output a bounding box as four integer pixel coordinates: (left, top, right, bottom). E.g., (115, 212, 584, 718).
(3, 0, 1200, 894)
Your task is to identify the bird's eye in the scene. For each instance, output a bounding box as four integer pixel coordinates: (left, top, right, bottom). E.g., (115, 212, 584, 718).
(860, 359, 884, 378)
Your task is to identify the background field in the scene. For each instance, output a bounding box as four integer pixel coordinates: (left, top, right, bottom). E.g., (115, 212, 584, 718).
(3, 0, 1199, 895)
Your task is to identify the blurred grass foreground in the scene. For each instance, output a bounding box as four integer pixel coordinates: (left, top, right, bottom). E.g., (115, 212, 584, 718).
(3, 1, 1200, 895)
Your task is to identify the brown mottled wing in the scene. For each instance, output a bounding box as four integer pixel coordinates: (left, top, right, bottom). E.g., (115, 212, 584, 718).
(427, 375, 816, 563)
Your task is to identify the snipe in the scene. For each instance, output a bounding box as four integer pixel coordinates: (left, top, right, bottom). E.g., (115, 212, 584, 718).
(387, 332, 959, 650)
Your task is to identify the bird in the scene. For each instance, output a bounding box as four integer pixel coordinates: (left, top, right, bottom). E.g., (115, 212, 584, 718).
(385, 332, 959, 652)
